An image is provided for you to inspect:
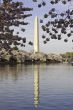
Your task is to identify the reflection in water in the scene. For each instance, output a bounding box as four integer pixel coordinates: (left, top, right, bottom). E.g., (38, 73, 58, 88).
(0, 64, 32, 81)
(34, 65, 39, 108)
(0, 64, 73, 110)
(0, 65, 21, 81)
(0, 64, 40, 108)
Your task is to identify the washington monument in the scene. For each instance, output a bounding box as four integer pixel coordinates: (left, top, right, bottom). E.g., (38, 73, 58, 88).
(34, 16, 39, 53)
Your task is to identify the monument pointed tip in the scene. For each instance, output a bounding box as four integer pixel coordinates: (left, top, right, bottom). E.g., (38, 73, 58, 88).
(35, 16, 38, 19)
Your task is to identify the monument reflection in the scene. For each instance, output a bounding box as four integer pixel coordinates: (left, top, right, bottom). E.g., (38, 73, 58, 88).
(34, 65, 40, 108)
(0, 64, 40, 108)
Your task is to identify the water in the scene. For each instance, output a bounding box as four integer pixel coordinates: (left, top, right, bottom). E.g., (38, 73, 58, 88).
(0, 64, 73, 110)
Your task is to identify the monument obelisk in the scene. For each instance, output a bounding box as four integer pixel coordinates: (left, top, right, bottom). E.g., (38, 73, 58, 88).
(34, 16, 39, 53)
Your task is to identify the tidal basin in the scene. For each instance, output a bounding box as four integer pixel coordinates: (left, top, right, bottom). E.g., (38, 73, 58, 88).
(0, 64, 73, 110)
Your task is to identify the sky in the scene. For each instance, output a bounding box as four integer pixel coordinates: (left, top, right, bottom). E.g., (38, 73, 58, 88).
(15, 0, 73, 54)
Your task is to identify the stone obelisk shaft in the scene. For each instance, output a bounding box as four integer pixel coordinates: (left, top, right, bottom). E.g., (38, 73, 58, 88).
(34, 16, 39, 53)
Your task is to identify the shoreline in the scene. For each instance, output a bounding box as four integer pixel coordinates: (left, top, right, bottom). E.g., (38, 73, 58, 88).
(0, 49, 73, 65)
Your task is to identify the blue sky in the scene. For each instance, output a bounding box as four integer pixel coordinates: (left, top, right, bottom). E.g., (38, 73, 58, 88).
(14, 0, 73, 53)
